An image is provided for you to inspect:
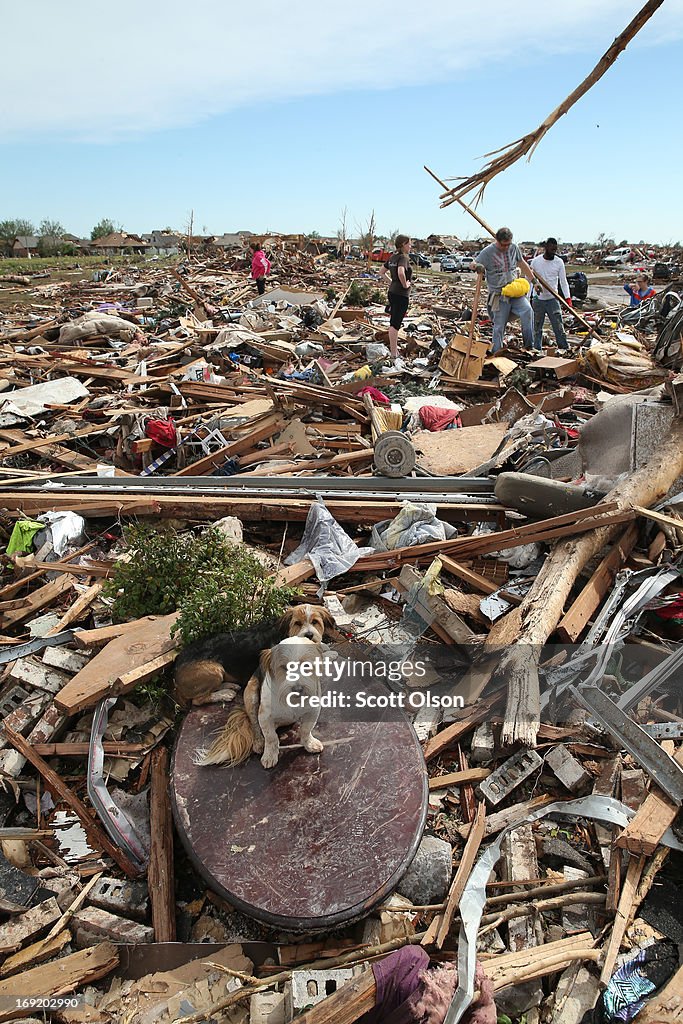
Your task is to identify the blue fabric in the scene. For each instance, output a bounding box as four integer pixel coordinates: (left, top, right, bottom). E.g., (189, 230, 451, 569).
(533, 297, 568, 349)
(491, 295, 534, 352)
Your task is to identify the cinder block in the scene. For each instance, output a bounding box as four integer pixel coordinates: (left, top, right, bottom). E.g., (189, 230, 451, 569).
(545, 744, 590, 793)
(290, 969, 354, 1012)
(72, 907, 153, 947)
(478, 748, 543, 806)
(89, 875, 149, 921)
(250, 989, 289, 1024)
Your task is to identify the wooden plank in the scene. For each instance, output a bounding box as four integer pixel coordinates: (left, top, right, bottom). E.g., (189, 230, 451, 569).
(440, 555, 500, 595)
(2, 574, 73, 628)
(556, 523, 639, 642)
(2, 726, 142, 877)
(356, 502, 624, 571)
(55, 614, 179, 714)
(423, 701, 496, 762)
(73, 618, 158, 649)
(46, 582, 104, 636)
(434, 800, 486, 949)
(428, 767, 491, 790)
(600, 854, 646, 986)
(398, 565, 474, 645)
(0, 424, 104, 460)
(615, 746, 683, 856)
(172, 414, 286, 476)
(267, 970, 376, 1024)
(148, 748, 176, 941)
(0, 942, 118, 1020)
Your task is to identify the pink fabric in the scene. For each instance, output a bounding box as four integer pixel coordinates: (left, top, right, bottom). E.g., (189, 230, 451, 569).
(358, 386, 391, 405)
(419, 406, 462, 432)
(251, 250, 271, 279)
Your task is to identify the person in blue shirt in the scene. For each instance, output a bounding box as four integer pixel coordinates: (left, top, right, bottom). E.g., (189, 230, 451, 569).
(624, 274, 656, 307)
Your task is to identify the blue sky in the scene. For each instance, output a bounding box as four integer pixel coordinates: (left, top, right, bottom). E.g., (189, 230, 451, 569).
(2, 0, 683, 244)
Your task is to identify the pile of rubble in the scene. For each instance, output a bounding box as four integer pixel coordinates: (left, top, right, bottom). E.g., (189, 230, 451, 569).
(0, 252, 682, 1024)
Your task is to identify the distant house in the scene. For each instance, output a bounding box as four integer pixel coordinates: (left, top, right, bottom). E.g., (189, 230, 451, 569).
(12, 236, 39, 258)
(212, 233, 245, 251)
(90, 232, 154, 256)
(141, 231, 182, 256)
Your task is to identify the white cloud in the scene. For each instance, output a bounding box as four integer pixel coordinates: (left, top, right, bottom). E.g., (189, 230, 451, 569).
(2, 0, 681, 141)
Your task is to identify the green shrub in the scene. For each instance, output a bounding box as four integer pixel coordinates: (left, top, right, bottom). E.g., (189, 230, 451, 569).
(103, 524, 296, 646)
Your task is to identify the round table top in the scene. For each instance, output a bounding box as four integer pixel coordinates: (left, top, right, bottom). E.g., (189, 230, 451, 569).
(171, 685, 428, 930)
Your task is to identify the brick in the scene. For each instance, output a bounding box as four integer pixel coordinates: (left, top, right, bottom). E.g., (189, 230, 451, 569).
(470, 721, 495, 764)
(72, 907, 153, 947)
(8, 657, 71, 695)
(0, 689, 51, 751)
(42, 646, 89, 674)
(545, 744, 590, 793)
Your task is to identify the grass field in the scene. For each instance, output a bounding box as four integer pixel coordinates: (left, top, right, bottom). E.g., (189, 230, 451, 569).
(0, 254, 177, 275)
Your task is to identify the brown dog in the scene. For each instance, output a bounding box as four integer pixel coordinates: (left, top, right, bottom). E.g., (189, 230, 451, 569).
(174, 604, 333, 706)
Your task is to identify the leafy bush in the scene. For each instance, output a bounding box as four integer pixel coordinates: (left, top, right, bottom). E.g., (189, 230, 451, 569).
(347, 281, 384, 307)
(104, 525, 296, 645)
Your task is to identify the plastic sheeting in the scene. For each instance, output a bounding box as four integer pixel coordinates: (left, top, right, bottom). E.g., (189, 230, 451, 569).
(370, 503, 458, 552)
(285, 500, 374, 588)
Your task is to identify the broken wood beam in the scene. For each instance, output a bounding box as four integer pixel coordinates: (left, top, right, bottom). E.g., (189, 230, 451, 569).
(434, 800, 486, 949)
(148, 747, 176, 942)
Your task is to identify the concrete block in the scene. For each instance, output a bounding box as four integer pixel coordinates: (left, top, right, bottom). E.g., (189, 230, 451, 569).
(250, 990, 289, 1024)
(478, 748, 543, 806)
(470, 721, 495, 764)
(8, 657, 71, 695)
(361, 894, 414, 946)
(213, 515, 244, 543)
(28, 613, 62, 637)
(290, 969, 354, 1012)
(72, 907, 153, 947)
(545, 744, 590, 793)
(562, 867, 594, 934)
(42, 646, 89, 674)
(620, 768, 646, 810)
(136, 297, 154, 308)
(89, 875, 149, 921)
(397, 835, 452, 905)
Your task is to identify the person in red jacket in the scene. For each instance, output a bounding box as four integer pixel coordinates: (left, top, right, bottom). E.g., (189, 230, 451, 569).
(248, 243, 271, 295)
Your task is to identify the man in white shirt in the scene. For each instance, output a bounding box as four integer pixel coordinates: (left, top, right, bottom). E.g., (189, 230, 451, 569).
(530, 238, 571, 351)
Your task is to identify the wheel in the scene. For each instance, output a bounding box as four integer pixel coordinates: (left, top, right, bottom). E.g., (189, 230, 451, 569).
(374, 431, 416, 478)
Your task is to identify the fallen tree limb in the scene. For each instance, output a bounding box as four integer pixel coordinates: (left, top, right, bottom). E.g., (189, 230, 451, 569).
(436, 0, 664, 204)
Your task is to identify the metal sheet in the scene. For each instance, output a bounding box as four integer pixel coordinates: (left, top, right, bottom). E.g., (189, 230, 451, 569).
(171, 683, 428, 931)
(0, 630, 75, 666)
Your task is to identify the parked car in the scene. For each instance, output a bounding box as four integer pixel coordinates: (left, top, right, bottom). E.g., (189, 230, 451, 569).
(442, 255, 474, 272)
(603, 246, 634, 267)
(368, 247, 393, 263)
(409, 252, 431, 268)
(440, 258, 457, 272)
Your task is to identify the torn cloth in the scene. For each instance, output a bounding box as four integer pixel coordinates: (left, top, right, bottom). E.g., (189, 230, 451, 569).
(418, 407, 462, 432)
(596, 939, 678, 1023)
(6, 519, 44, 556)
(358, 948, 495, 1024)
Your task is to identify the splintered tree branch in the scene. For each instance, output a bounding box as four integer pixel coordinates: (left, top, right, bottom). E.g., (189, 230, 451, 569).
(438, 0, 664, 205)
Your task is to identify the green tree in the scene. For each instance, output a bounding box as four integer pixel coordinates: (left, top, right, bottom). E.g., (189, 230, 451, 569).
(91, 218, 115, 241)
(37, 219, 66, 256)
(0, 219, 36, 253)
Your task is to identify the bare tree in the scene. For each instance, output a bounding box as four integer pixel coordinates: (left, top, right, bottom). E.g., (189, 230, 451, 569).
(356, 210, 377, 270)
(336, 206, 349, 258)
